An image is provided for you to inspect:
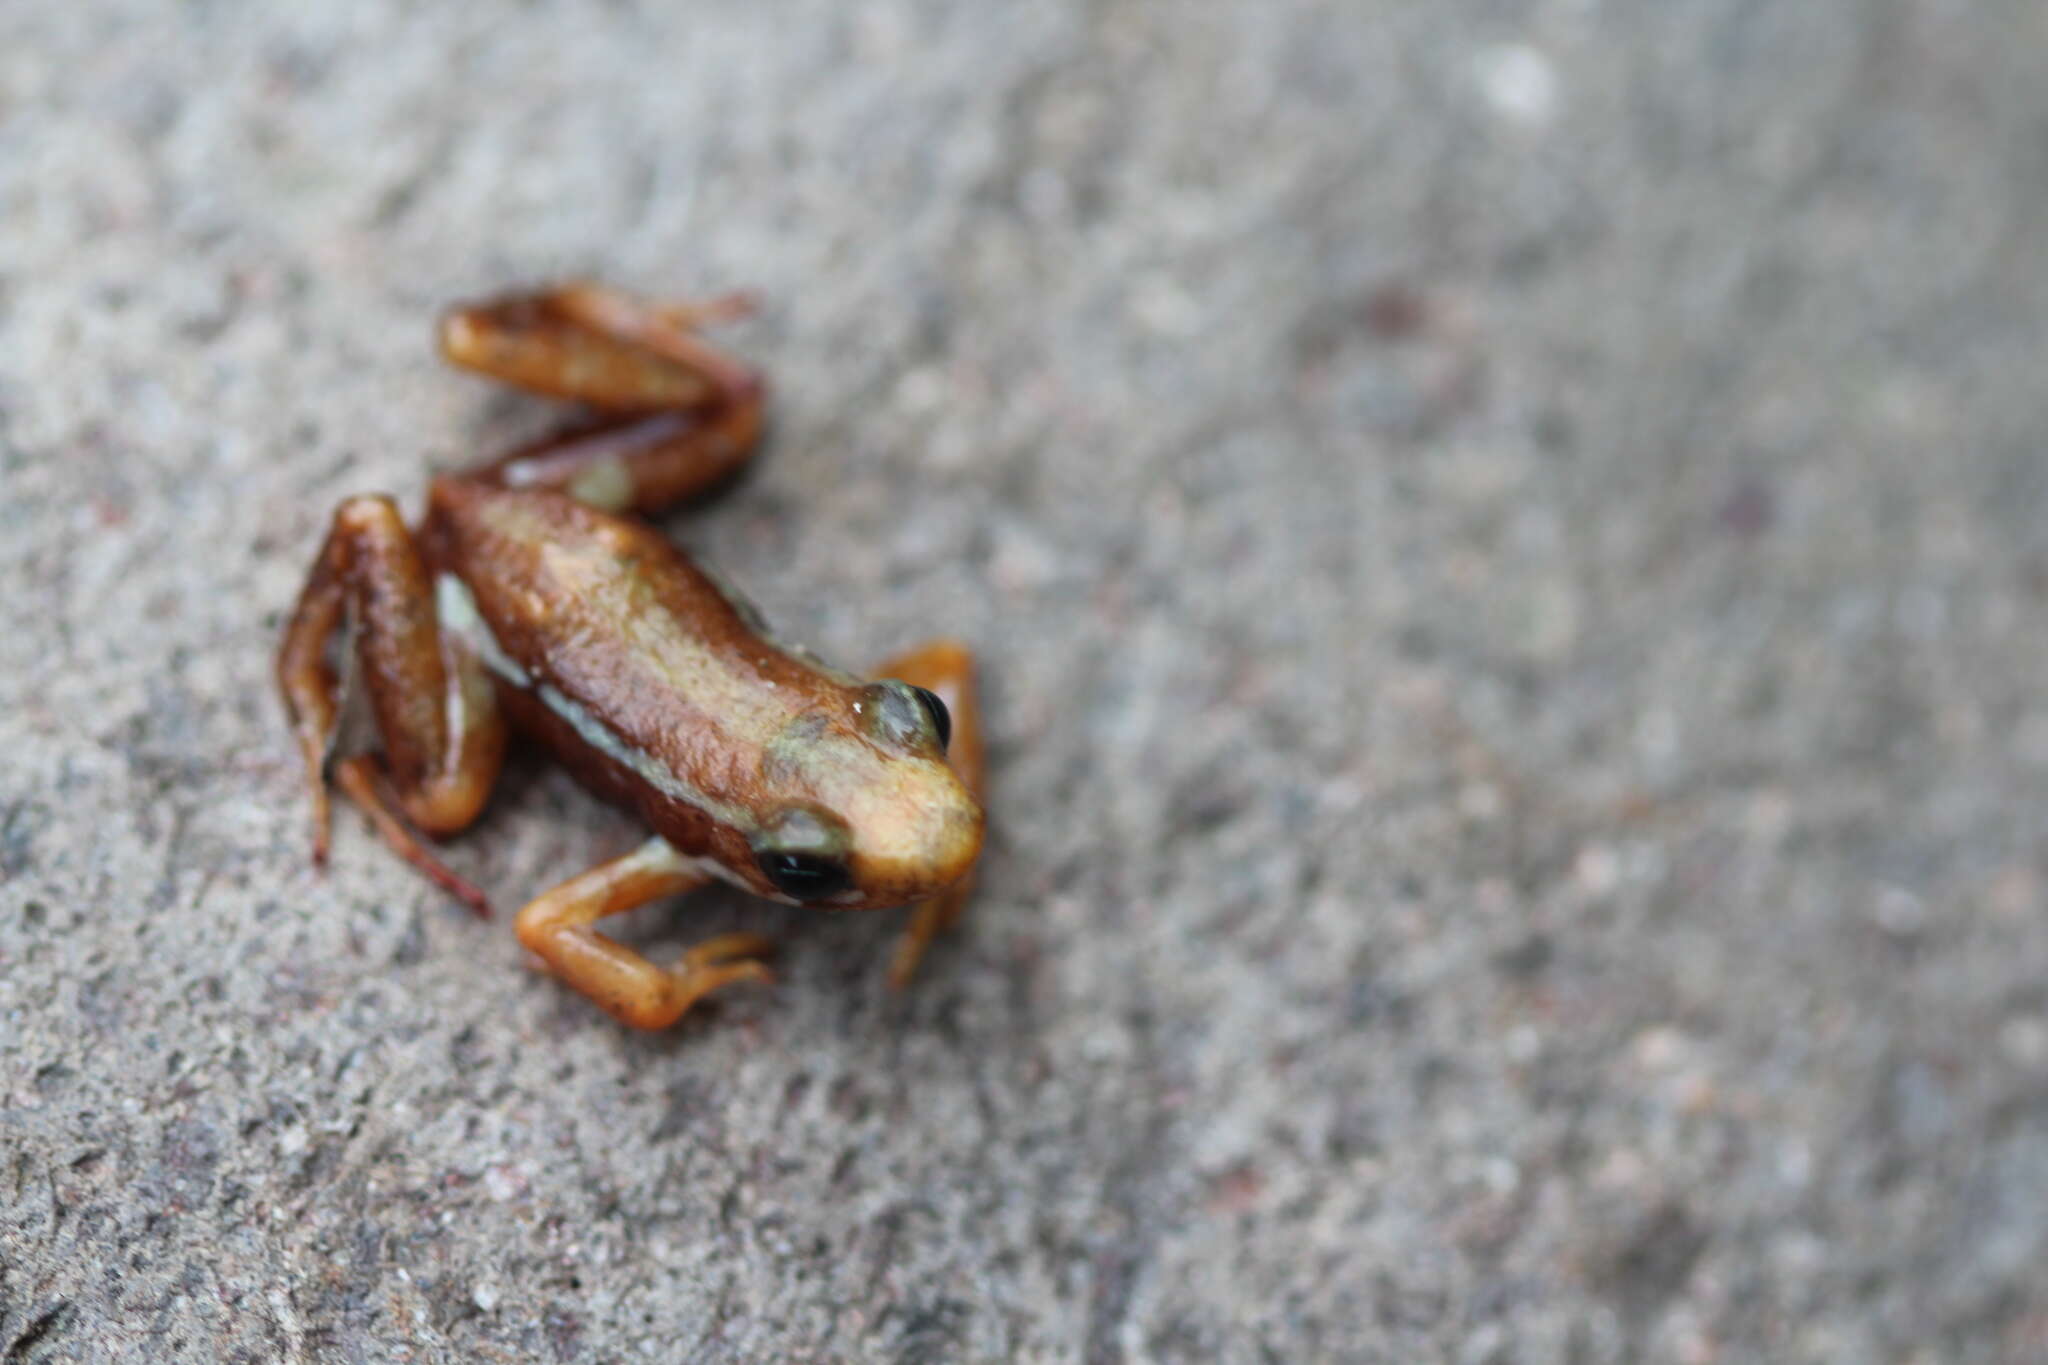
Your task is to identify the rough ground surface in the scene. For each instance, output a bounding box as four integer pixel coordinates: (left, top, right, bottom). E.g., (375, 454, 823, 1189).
(3, 3, 2046, 1361)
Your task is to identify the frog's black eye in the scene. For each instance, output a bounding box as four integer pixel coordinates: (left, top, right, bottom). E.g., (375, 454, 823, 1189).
(752, 804, 854, 902)
(911, 686, 952, 753)
(861, 680, 949, 754)
(757, 850, 852, 901)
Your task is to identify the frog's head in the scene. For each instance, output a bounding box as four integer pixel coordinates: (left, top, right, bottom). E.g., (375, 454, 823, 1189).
(741, 680, 981, 909)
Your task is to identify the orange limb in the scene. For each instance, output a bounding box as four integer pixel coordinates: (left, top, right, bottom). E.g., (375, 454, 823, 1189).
(513, 836, 775, 1029)
(274, 494, 506, 896)
(544, 281, 764, 404)
(333, 757, 491, 917)
(438, 282, 767, 516)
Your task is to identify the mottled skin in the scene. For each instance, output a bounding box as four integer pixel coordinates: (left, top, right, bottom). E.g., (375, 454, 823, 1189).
(276, 284, 985, 1027)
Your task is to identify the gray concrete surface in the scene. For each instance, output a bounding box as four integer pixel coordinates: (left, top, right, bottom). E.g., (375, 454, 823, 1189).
(3, 2, 2046, 1361)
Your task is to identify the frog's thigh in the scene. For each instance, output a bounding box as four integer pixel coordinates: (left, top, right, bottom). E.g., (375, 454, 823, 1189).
(871, 640, 986, 989)
(472, 405, 763, 517)
(514, 836, 775, 1029)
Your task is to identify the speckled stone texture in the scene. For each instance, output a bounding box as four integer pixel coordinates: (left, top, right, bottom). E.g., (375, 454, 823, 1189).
(4, 2, 2046, 1361)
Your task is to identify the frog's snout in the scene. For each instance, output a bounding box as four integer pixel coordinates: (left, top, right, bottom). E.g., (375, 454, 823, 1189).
(845, 763, 984, 907)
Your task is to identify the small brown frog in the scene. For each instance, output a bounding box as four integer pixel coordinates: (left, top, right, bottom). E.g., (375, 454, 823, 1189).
(276, 284, 984, 1028)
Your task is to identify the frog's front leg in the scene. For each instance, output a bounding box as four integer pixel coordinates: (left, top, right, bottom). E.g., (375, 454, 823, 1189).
(513, 836, 774, 1028)
(876, 640, 987, 989)
(276, 494, 506, 912)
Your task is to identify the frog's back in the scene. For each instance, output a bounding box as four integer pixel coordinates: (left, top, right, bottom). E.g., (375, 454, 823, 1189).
(421, 478, 853, 844)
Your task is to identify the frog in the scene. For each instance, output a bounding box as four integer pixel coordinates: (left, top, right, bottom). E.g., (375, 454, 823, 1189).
(276, 282, 985, 1029)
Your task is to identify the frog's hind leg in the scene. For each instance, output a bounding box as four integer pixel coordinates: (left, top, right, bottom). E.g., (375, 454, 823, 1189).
(438, 282, 766, 517)
(276, 494, 506, 913)
(873, 640, 987, 989)
(513, 836, 774, 1029)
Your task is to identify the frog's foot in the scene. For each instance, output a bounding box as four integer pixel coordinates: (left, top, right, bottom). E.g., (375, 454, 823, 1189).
(870, 639, 986, 990)
(514, 836, 776, 1029)
(333, 757, 492, 918)
(647, 289, 759, 333)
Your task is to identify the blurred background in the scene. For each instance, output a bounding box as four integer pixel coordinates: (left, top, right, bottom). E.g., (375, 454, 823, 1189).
(2, 2, 2045, 1361)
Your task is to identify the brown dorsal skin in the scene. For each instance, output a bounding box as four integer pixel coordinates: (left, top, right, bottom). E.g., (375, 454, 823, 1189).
(420, 476, 978, 908)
